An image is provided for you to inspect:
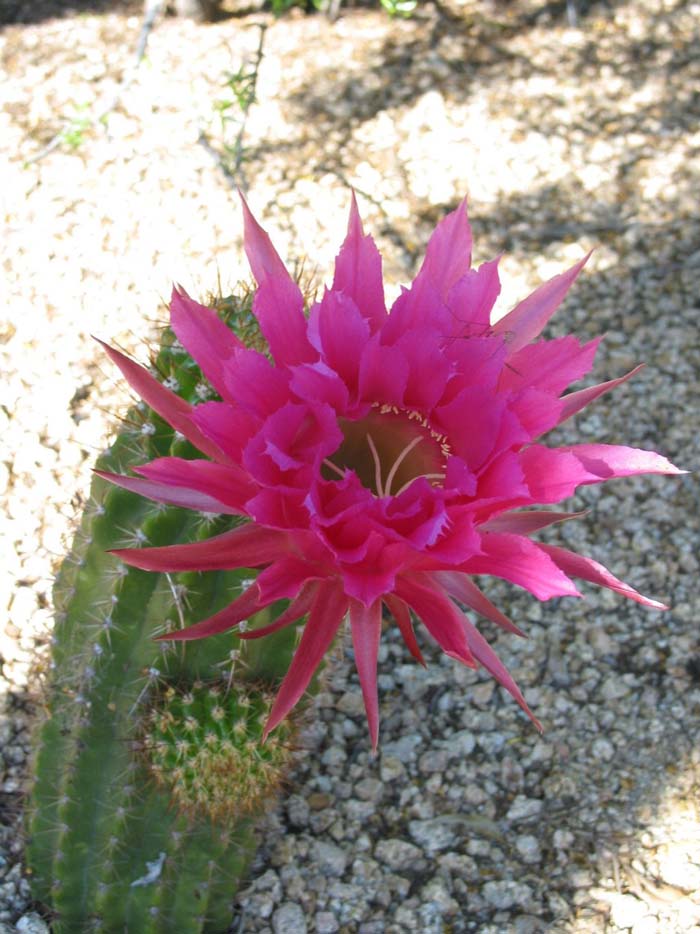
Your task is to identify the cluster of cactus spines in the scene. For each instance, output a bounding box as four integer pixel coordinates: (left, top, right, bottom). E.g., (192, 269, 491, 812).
(27, 290, 304, 933)
(143, 681, 293, 826)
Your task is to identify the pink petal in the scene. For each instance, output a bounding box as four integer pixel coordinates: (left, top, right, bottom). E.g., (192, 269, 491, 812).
(435, 388, 509, 473)
(383, 594, 426, 666)
(418, 197, 473, 298)
(481, 510, 585, 534)
(493, 253, 590, 354)
(169, 286, 244, 400)
(332, 192, 387, 332)
(96, 340, 222, 460)
(238, 582, 318, 640)
(349, 598, 383, 750)
(239, 195, 315, 366)
(310, 289, 370, 396)
(289, 361, 351, 414)
(520, 446, 606, 503)
(264, 582, 348, 739)
(135, 457, 254, 511)
(501, 335, 601, 394)
(95, 468, 243, 515)
(223, 348, 290, 419)
(462, 533, 581, 600)
(445, 257, 501, 337)
(358, 335, 410, 407)
(558, 365, 644, 423)
(509, 387, 564, 439)
(395, 574, 477, 667)
(191, 402, 259, 462)
(110, 522, 288, 572)
(461, 617, 542, 729)
(538, 544, 668, 609)
(434, 571, 524, 636)
(562, 443, 684, 480)
(156, 583, 262, 641)
(396, 330, 451, 411)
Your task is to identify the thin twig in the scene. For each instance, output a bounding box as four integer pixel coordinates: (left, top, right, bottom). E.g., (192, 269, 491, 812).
(24, 0, 165, 166)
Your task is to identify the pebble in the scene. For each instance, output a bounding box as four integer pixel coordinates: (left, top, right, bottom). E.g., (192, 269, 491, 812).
(272, 902, 307, 934)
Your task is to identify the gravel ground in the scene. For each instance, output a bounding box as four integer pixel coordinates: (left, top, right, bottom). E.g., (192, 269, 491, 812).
(2, 0, 699, 931)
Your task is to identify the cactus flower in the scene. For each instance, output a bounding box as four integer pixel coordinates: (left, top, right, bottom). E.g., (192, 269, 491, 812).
(100, 195, 681, 748)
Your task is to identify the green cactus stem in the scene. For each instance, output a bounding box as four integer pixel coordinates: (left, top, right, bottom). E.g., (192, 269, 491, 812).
(27, 291, 303, 933)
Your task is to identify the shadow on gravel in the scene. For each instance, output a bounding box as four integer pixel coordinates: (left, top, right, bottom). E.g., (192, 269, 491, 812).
(0, 0, 141, 26)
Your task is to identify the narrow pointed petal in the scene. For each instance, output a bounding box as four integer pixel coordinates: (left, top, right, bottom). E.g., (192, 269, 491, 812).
(558, 365, 644, 423)
(461, 618, 542, 730)
(395, 575, 477, 667)
(463, 533, 581, 600)
(135, 457, 254, 511)
(350, 598, 383, 750)
(501, 335, 601, 394)
(169, 286, 244, 400)
(96, 340, 222, 459)
(239, 194, 314, 366)
(419, 197, 473, 297)
(446, 257, 501, 336)
(156, 583, 262, 641)
(563, 443, 684, 480)
(481, 510, 585, 534)
(95, 469, 243, 515)
(332, 192, 386, 331)
(434, 571, 524, 636)
(493, 253, 590, 354)
(238, 583, 318, 640)
(383, 594, 426, 666)
(264, 582, 348, 739)
(110, 523, 288, 572)
(538, 544, 667, 609)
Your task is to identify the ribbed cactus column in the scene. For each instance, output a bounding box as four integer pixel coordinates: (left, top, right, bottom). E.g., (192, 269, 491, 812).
(27, 293, 300, 934)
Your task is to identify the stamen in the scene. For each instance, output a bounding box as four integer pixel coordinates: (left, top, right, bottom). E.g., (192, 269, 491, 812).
(384, 435, 423, 496)
(322, 458, 346, 480)
(393, 473, 446, 498)
(366, 434, 384, 497)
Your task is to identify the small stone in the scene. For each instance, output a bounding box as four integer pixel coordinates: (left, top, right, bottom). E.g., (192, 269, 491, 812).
(608, 893, 648, 929)
(591, 737, 615, 761)
(312, 840, 348, 877)
(374, 838, 424, 871)
(287, 794, 310, 828)
(354, 777, 383, 802)
(408, 818, 459, 854)
(631, 916, 660, 934)
(272, 901, 308, 934)
(337, 692, 366, 717)
(482, 880, 533, 909)
(515, 834, 542, 865)
(15, 916, 50, 934)
(315, 911, 339, 934)
(506, 796, 543, 823)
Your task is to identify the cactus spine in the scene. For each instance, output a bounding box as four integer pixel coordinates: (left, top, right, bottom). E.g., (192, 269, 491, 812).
(27, 293, 300, 933)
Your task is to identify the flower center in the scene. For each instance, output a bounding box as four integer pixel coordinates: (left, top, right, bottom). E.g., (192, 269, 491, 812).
(323, 408, 449, 497)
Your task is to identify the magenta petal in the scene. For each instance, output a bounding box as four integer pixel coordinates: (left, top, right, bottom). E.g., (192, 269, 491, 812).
(169, 286, 244, 400)
(418, 197, 473, 298)
(96, 340, 222, 460)
(538, 544, 668, 609)
(239, 196, 314, 366)
(463, 533, 581, 600)
(445, 257, 501, 337)
(238, 583, 318, 640)
(509, 387, 564, 439)
(358, 336, 410, 406)
(396, 330, 451, 411)
(135, 457, 254, 511)
(563, 443, 684, 480)
(349, 598, 383, 750)
(395, 574, 477, 667)
(493, 253, 590, 354)
(461, 617, 542, 730)
(520, 446, 604, 503)
(95, 468, 243, 515)
(434, 571, 524, 636)
(110, 523, 287, 572)
(332, 193, 387, 332)
(558, 365, 643, 423)
(481, 510, 585, 534)
(310, 289, 370, 395)
(156, 583, 262, 641)
(264, 582, 348, 739)
(384, 594, 426, 666)
(191, 402, 259, 462)
(224, 349, 290, 419)
(290, 362, 351, 414)
(501, 335, 601, 394)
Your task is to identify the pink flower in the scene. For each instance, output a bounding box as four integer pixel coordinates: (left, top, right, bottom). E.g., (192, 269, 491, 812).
(100, 195, 682, 748)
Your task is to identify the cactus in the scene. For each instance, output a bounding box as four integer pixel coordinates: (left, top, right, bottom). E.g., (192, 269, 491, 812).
(27, 291, 302, 933)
